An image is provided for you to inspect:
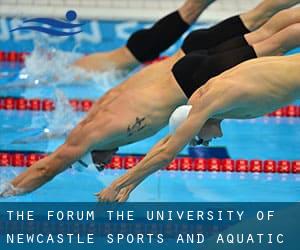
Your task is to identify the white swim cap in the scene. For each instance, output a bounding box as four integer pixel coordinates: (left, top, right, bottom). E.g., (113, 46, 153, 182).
(169, 105, 192, 134)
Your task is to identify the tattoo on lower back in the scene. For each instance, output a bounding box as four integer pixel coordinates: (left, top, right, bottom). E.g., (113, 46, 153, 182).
(127, 117, 146, 136)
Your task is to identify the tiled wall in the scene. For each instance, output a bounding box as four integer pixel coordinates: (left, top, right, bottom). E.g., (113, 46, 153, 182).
(0, 0, 262, 21)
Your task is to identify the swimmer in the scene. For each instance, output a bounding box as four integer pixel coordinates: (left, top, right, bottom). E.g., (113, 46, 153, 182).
(73, 0, 217, 73)
(73, 0, 300, 73)
(98, 54, 300, 202)
(2, 0, 300, 197)
(18, 1, 300, 143)
(210, 6, 300, 54)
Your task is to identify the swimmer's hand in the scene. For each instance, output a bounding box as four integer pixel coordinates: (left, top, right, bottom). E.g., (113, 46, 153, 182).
(96, 184, 133, 202)
(115, 186, 132, 202)
(95, 185, 120, 202)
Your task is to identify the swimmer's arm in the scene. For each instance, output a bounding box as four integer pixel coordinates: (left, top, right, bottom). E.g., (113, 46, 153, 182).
(102, 107, 213, 200)
(6, 145, 81, 196)
(5, 137, 90, 197)
(72, 47, 138, 73)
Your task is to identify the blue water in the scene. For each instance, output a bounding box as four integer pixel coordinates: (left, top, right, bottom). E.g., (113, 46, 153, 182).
(0, 21, 300, 202)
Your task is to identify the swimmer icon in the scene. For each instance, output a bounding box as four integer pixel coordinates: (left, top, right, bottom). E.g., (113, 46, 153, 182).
(10, 10, 86, 36)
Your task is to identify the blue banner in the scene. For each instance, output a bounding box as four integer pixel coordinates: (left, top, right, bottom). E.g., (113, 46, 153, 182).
(0, 17, 188, 54)
(0, 203, 299, 249)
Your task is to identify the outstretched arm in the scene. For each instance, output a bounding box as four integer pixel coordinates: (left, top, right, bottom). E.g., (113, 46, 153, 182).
(97, 106, 213, 202)
(0, 115, 103, 197)
(6, 143, 86, 196)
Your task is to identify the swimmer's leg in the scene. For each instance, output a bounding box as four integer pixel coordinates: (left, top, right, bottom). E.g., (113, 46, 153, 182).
(245, 7, 300, 45)
(253, 23, 300, 56)
(210, 7, 300, 54)
(181, 0, 300, 54)
(73, 0, 214, 72)
(240, 0, 300, 31)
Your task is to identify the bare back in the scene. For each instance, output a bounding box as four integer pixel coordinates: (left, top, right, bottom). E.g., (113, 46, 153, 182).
(188, 55, 300, 120)
(84, 50, 187, 149)
(213, 55, 300, 119)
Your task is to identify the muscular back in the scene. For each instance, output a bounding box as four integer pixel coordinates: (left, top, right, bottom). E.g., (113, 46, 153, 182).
(83, 50, 188, 150)
(208, 55, 300, 119)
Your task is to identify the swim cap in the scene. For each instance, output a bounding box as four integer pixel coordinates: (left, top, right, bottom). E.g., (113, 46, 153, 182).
(169, 105, 192, 134)
(169, 105, 204, 145)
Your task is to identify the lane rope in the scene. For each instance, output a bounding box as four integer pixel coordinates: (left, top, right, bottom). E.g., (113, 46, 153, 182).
(2, 53, 299, 174)
(1, 50, 299, 117)
(0, 151, 299, 174)
(0, 97, 299, 117)
(0, 51, 167, 64)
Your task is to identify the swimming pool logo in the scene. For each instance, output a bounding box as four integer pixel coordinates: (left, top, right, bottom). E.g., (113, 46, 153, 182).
(10, 10, 85, 36)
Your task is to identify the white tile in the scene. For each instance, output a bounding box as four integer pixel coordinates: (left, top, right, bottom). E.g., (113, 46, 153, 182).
(143, 1, 160, 9)
(65, 0, 80, 5)
(2, 0, 17, 4)
(96, 0, 111, 7)
(1, 0, 263, 22)
(128, 0, 143, 8)
(111, 0, 128, 8)
(49, 0, 64, 6)
(159, 1, 174, 9)
(79, 0, 97, 6)
(33, 0, 49, 5)
(17, 0, 33, 4)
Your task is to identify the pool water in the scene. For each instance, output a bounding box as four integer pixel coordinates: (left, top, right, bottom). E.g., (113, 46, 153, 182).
(0, 20, 300, 202)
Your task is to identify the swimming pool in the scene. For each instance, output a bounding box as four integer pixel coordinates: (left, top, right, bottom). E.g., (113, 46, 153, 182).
(0, 18, 300, 203)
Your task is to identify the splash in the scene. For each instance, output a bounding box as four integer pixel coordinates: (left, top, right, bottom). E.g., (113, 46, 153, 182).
(19, 35, 82, 84)
(2, 35, 127, 92)
(0, 169, 26, 198)
(0, 182, 25, 198)
(12, 89, 81, 144)
(43, 89, 80, 137)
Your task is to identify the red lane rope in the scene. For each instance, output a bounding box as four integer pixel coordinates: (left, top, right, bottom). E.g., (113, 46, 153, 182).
(0, 97, 300, 117)
(1, 51, 299, 117)
(0, 97, 92, 112)
(0, 51, 167, 64)
(0, 51, 168, 65)
(0, 152, 299, 174)
(0, 51, 28, 63)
